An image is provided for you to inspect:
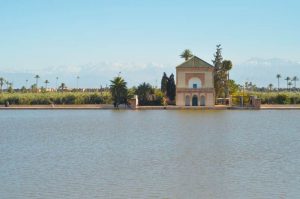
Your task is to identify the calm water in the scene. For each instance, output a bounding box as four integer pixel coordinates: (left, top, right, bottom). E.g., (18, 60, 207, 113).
(0, 110, 300, 199)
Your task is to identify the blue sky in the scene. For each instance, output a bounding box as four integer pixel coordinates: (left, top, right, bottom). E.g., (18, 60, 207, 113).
(0, 0, 299, 88)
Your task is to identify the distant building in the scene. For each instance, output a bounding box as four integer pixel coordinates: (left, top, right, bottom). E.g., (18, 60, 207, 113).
(176, 56, 215, 106)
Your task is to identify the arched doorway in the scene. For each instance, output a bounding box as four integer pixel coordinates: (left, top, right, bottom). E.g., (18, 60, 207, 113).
(192, 95, 198, 106)
(200, 95, 206, 106)
(185, 95, 190, 106)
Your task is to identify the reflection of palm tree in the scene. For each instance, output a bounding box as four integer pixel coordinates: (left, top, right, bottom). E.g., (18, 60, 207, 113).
(110, 76, 127, 108)
(34, 75, 40, 91)
(285, 77, 290, 90)
(276, 74, 281, 92)
(44, 80, 49, 90)
(180, 49, 193, 61)
(0, 77, 5, 93)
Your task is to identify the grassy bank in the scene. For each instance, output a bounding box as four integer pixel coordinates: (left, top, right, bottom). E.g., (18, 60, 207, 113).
(233, 91, 300, 104)
(0, 92, 112, 105)
(1, 91, 299, 106)
(256, 92, 300, 104)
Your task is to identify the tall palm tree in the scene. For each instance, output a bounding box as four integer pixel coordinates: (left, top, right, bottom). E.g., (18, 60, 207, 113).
(34, 75, 40, 91)
(76, 76, 80, 89)
(0, 77, 5, 93)
(288, 81, 293, 90)
(285, 77, 290, 90)
(180, 49, 193, 61)
(222, 60, 233, 97)
(7, 82, 13, 93)
(292, 76, 299, 88)
(59, 83, 66, 92)
(110, 76, 128, 108)
(5, 80, 10, 90)
(44, 80, 49, 90)
(55, 77, 59, 90)
(276, 74, 281, 92)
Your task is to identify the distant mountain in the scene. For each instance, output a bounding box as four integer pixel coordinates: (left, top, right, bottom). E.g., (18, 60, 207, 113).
(1, 58, 299, 89)
(0, 62, 175, 89)
(231, 58, 300, 87)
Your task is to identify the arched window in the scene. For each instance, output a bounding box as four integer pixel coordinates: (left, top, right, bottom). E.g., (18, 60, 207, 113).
(188, 77, 202, 88)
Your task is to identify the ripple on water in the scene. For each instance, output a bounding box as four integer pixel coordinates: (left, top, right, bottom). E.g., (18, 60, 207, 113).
(0, 110, 300, 199)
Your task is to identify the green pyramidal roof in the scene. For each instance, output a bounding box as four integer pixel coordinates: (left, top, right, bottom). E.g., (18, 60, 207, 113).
(176, 56, 214, 68)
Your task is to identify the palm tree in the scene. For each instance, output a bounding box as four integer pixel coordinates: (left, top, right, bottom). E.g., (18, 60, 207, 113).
(180, 49, 193, 61)
(34, 75, 40, 91)
(276, 74, 281, 92)
(136, 82, 154, 105)
(44, 80, 49, 90)
(267, 83, 273, 104)
(292, 76, 299, 89)
(222, 60, 233, 74)
(5, 80, 10, 90)
(59, 83, 67, 92)
(268, 83, 273, 91)
(76, 76, 80, 89)
(31, 84, 37, 92)
(7, 82, 13, 93)
(55, 77, 59, 90)
(288, 81, 293, 90)
(0, 77, 5, 93)
(21, 86, 26, 93)
(110, 76, 128, 108)
(222, 60, 233, 97)
(285, 77, 290, 90)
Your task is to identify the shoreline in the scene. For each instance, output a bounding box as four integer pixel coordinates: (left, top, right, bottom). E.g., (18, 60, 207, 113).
(0, 104, 300, 110)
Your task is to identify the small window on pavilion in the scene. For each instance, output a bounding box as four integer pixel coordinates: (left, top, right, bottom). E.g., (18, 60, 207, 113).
(193, 84, 197, 88)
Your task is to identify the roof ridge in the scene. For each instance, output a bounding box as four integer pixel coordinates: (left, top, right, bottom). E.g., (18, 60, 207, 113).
(194, 56, 214, 67)
(176, 56, 214, 68)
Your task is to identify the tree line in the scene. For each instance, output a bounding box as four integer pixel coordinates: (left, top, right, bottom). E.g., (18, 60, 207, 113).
(0, 76, 79, 93)
(2, 46, 299, 106)
(273, 74, 299, 91)
(109, 75, 173, 108)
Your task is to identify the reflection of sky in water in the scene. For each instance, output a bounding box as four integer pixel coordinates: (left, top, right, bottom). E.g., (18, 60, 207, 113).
(0, 110, 299, 198)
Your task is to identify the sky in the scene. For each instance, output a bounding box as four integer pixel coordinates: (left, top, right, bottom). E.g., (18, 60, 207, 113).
(0, 0, 299, 88)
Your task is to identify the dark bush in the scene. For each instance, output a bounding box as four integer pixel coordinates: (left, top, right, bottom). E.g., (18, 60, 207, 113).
(275, 94, 289, 104)
(62, 94, 76, 104)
